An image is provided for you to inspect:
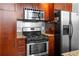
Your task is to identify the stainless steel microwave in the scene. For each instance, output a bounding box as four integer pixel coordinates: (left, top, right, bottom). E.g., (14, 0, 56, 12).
(24, 8, 44, 20)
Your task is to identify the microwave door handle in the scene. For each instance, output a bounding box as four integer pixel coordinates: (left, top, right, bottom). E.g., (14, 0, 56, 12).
(38, 13, 43, 19)
(32, 12, 39, 14)
(38, 13, 40, 20)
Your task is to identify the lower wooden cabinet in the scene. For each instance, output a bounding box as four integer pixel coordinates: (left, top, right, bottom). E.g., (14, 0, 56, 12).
(16, 38, 26, 56)
(48, 35, 54, 56)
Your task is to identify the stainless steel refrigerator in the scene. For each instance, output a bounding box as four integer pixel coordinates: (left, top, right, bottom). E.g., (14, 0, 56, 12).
(61, 11, 79, 53)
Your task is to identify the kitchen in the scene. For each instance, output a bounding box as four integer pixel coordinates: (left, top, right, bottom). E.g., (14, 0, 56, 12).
(0, 3, 79, 56)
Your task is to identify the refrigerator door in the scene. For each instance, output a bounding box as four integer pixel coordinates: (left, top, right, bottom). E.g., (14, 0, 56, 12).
(61, 11, 70, 53)
(71, 12, 79, 51)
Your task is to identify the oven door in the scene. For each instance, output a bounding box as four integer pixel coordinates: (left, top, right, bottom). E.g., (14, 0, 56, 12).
(27, 41, 48, 56)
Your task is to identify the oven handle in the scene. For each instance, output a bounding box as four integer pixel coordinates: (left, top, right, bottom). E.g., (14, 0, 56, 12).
(27, 41, 48, 45)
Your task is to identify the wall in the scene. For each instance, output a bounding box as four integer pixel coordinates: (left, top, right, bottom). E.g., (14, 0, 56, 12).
(72, 3, 79, 12)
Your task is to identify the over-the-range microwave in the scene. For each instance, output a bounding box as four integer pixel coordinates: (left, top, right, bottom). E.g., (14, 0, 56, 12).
(24, 8, 44, 20)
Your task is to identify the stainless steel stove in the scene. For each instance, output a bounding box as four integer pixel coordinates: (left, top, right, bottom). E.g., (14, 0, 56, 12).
(26, 35, 48, 43)
(23, 27, 48, 56)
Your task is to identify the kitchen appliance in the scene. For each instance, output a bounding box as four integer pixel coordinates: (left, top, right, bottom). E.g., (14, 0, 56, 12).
(22, 27, 48, 56)
(55, 10, 79, 54)
(24, 8, 44, 20)
(26, 33, 48, 56)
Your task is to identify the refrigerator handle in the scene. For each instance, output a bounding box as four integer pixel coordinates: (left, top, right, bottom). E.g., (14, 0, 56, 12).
(69, 12, 73, 51)
(71, 23, 73, 37)
(69, 13, 73, 37)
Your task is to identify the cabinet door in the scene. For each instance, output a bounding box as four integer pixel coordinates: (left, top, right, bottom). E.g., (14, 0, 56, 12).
(65, 3, 72, 12)
(0, 11, 2, 55)
(0, 3, 16, 11)
(48, 36, 54, 56)
(54, 3, 72, 12)
(32, 3, 40, 10)
(16, 38, 26, 56)
(16, 3, 34, 19)
(23, 3, 33, 9)
(54, 3, 65, 10)
(39, 3, 49, 21)
(16, 3, 24, 19)
(1, 11, 16, 56)
(49, 3, 54, 21)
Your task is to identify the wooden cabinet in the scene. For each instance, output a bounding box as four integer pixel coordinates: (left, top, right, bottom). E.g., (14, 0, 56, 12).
(0, 10, 16, 56)
(54, 3, 72, 12)
(0, 3, 17, 56)
(16, 38, 26, 56)
(54, 3, 65, 10)
(48, 35, 54, 56)
(16, 3, 40, 19)
(49, 4, 54, 21)
(39, 3, 54, 21)
(16, 3, 24, 19)
(64, 3, 72, 12)
(0, 3, 16, 11)
(29, 3, 40, 9)
(39, 3, 49, 21)
(0, 11, 2, 55)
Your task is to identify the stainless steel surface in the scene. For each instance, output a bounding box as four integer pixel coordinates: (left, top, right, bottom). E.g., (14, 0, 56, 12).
(24, 9, 44, 20)
(27, 41, 48, 56)
(24, 30, 48, 56)
(61, 11, 79, 53)
(61, 11, 70, 53)
(23, 27, 41, 31)
(71, 12, 79, 51)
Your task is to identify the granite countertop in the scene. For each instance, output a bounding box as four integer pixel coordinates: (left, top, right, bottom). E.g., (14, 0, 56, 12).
(17, 32, 54, 38)
(41, 32, 54, 36)
(62, 50, 79, 56)
(17, 35, 26, 38)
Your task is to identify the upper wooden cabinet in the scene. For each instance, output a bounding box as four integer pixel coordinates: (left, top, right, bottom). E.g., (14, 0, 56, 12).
(54, 3, 65, 10)
(31, 3, 40, 9)
(16, 3, 24, 19)
(49, 4, 54, 21)
(16, 3, 53, 21)
(39, 3, 49, 21)
(65, 3, 72, 12)
(0, 3, 16, 11)
(54, 3, 72, 12)
(16, 3, 39, 19)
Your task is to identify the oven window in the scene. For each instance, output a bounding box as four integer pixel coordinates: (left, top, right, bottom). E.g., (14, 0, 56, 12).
(29, 43, 47, 55)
